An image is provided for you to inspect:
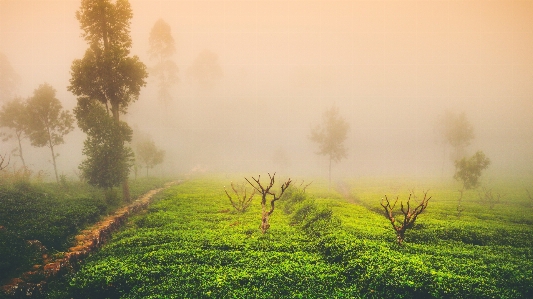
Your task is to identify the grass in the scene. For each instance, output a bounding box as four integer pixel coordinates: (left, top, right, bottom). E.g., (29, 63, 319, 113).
(44, 175, 533, 298)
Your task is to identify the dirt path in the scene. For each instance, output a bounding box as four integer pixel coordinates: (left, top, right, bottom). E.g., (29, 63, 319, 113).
(1, 181, 178, 298)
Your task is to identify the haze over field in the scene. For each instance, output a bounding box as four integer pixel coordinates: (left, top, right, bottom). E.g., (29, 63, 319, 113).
(1, 0, 532, 180)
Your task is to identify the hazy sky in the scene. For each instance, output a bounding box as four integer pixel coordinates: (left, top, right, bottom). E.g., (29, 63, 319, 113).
(1, 0, 532, 179)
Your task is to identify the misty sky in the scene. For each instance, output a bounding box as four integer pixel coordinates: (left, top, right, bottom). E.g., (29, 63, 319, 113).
(1, 0, 532, 180)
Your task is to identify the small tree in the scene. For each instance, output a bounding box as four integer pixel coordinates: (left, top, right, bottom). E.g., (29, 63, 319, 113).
(224, 182, 256, 213)
(0, 153, 9, 171)
(245, 173, 291, 234)
(309, 104, 349, 188)
(134, 137, 165, 177)
(454, 151, 490, 216)
(477, 186, 502, 209)
(26, 83, 74, 183)
(0, 98, 29, 169)
(380, 191, 431, 245)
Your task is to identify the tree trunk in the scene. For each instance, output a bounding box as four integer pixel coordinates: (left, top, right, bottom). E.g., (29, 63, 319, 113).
(16, 132, 26, 169)
(328, 156, 332, 190)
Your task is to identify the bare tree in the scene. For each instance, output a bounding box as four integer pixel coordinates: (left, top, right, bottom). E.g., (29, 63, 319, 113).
(224, 182, 256, 213)
(0, 153, 10, 171)
(380, 191, 431, 245)
(245, 173, 291, 234)
(477, 186, 502, 209)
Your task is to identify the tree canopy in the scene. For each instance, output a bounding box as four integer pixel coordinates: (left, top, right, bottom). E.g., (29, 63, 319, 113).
(437, 111, 475, 162)
(26, 83, 74, 183)
(134, 136, 165, 177)
(148, 18, 179, 104)
(0, 52, 20, 102)
(69, 0, 147, 198)
(454, 151, 490, 190)
(0, 98, 28, 168)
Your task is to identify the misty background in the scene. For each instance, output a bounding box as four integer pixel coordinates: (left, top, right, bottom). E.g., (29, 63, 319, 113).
(1, 0, 532, 181)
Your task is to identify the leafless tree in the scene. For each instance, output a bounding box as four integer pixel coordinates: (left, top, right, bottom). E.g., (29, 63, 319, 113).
(224, 182, 256, 213)
(0, 153, 9, 171)
(380, 191, 431, 245)
(245, 173, 291, 234)
(477, 186, 502, 209)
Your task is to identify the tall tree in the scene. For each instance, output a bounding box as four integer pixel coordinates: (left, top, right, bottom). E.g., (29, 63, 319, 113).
(69, 0, 147, 199)
(26, 83, 74, 183)
(148, 18, 179, 104)
(0, 52, 20, 102)
(0, 98, 28, 169)
(75, 97, 134, 189)
(309, 105, 349, 187)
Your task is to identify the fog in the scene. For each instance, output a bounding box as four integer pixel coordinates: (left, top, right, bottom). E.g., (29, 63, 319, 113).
(1, 0, 532, 181)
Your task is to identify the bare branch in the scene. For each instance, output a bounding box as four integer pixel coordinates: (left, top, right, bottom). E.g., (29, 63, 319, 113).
(0, 153, 10, 171)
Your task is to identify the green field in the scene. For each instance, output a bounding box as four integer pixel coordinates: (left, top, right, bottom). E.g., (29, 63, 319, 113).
(44, 176, 533, 299)
(0, 177, 170, 286)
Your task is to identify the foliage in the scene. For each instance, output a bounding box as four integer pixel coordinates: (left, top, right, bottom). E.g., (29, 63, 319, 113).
(75, 98, 134, 190)
(69, 0, 148, 200)
(0, 98, 29, 169)
(133, 134, 165, 177)
(25, 83, 74, 182)
(309, 104, 349, 186)
(454, 151, 491, 190)
(148, 18, 179, 104)
(0, 177, 169, 284)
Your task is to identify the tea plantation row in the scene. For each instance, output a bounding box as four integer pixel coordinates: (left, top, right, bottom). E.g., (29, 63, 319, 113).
(0, 177, 170, 285)
(46, 176, 533, 298)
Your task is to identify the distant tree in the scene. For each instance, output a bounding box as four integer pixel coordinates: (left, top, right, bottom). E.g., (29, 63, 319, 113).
(380, 191, 431, 245)
(134, 136, 165, 177)
(0, 153, 10, 171)
(0, 98, 29, 169)
(245, 173, 291, 234)
(148, 18, 179, 104)
(25, 84, 74, 183)
(75, 97, 134, 189)
(436, 111, 475, 164)
(453, 151, 490, 216)
(454, 151, 490, 190)
(69, 0, 148, 200)
(0, 52, 20, 102)
(309, 105, 349, 187)
(224, 182, 256, 213)
(187, 49, 223, 91)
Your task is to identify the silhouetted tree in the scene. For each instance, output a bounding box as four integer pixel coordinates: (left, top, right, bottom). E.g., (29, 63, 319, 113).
(309, 105, 349, 187)
(148, 18, 179, 104)
(0, 98, 29, 169)
(69, 0, 147, 200)
(0, 52, 20, 102)
(134, 136, 165, 177)
(187, 49, 223, 91)
(26, 84, 74, 183)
